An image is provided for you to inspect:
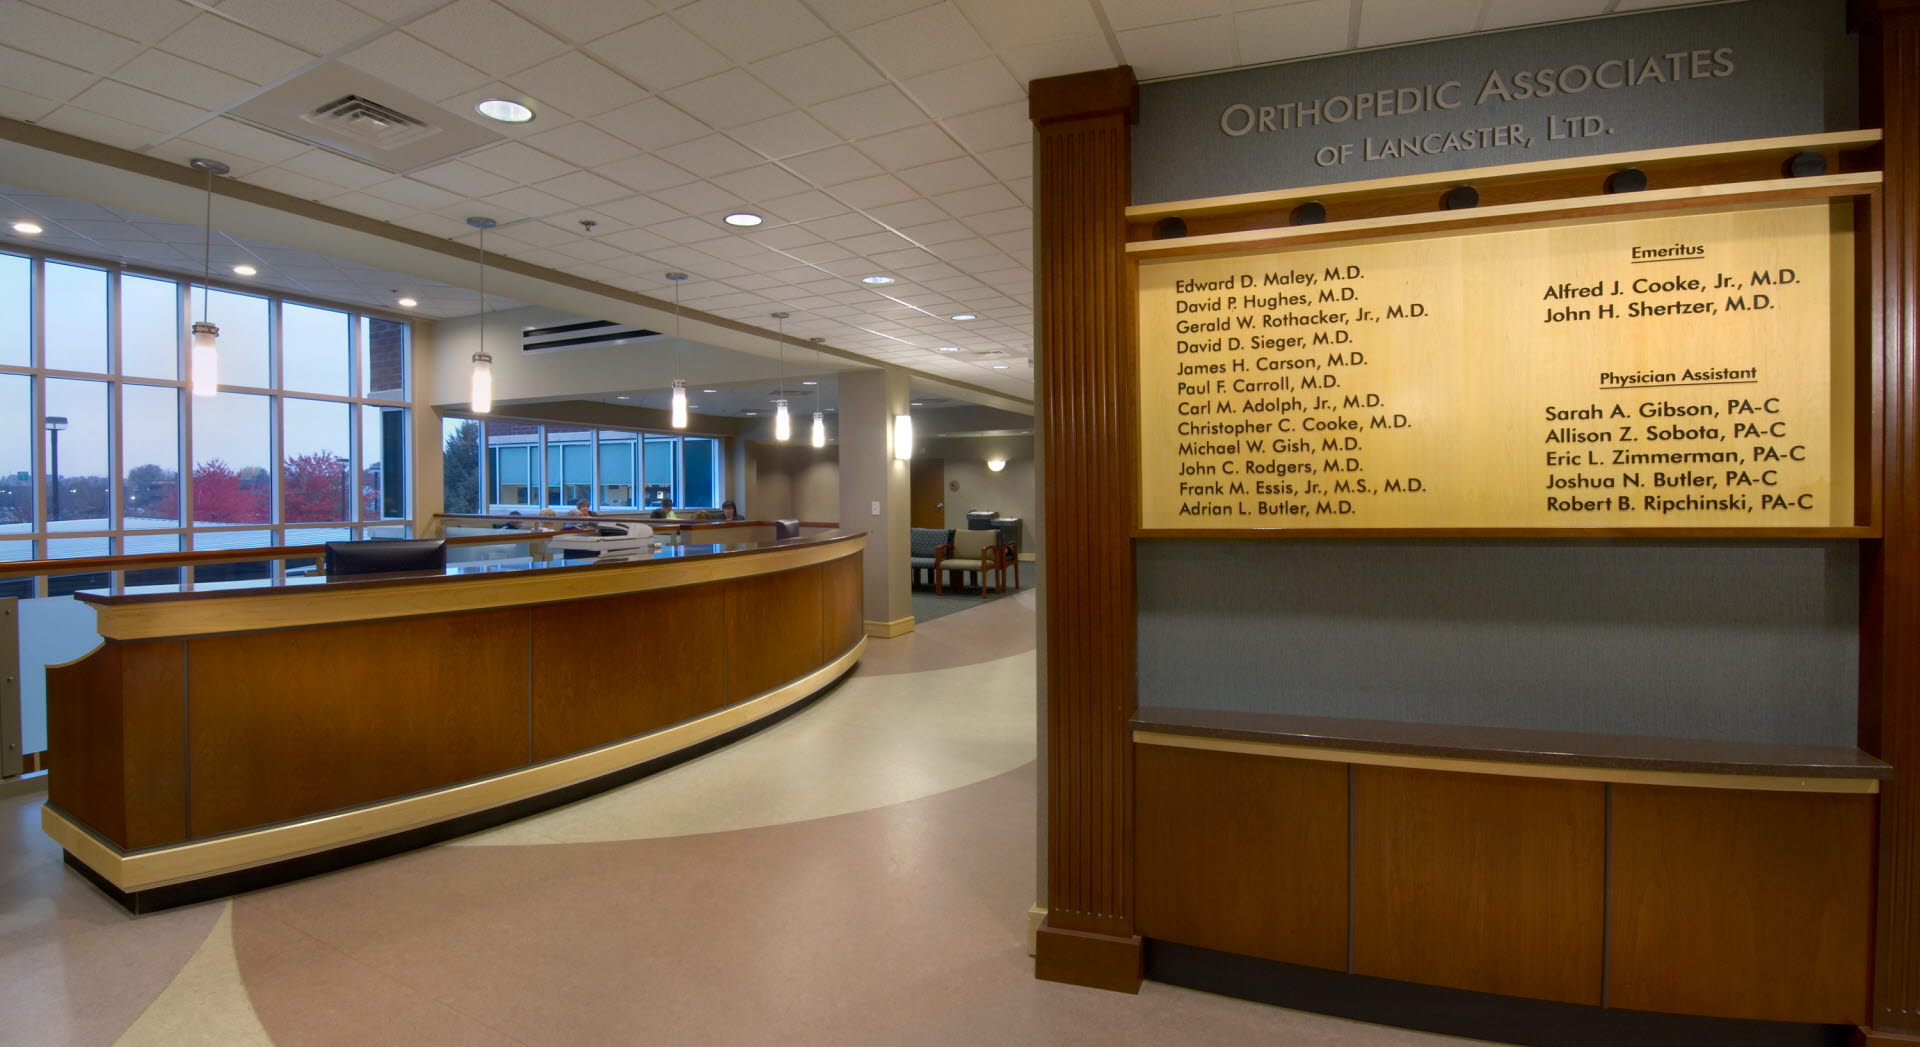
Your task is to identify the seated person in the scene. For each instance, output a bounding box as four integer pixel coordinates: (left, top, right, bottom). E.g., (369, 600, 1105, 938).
(494, 510, 527, 530)
(719, 499, 742, 521)
(649, 496, 678, 520)
(570, 499, 594, 517)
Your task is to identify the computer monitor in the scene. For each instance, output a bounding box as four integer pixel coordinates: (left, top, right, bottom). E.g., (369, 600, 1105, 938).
(323, 539, 447, 577)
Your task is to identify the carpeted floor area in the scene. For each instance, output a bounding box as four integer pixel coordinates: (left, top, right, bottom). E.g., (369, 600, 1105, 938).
(912, 558, 1037, 622)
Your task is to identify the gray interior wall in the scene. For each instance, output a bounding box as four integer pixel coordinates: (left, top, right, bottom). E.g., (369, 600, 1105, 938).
(1137, 540, 1859, 746)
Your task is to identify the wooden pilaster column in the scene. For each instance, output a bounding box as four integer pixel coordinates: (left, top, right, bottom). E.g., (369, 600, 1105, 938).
(1859, 0, 1920, 1041)
(1029, 66, 1142, 993)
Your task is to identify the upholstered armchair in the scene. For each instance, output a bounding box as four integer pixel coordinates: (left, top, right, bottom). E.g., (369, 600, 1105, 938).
(934, 527, 1003, 597)
(909, 527, 953, 587)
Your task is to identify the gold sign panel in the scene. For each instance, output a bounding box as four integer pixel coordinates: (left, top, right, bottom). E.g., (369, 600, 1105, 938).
(1137, 202, 1855, 530)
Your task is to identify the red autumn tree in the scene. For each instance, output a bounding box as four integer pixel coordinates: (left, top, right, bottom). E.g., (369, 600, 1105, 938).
(283, 451, 348, 522)
(191, 458, 268, 523)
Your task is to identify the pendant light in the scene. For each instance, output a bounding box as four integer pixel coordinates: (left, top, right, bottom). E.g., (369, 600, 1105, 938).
(189, 159, 229, 398)
(771, 311, 790, 442)
(666, 272, 688, 428)
(468, 217, 496, 413)
(808, 336, 827, 448)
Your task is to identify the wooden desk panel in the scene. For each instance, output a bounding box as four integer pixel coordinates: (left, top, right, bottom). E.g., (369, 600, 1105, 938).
(187, 608, 532, 838)
(1351, 765, 1605, 1005)
(530, 585, 728, 761)
(821, 552, 864, 659)
(723, 566, 826, 703)
(1136, 744, 1349, 969)
(1608, 785, 1874, 1024)
(46, 640, 187, 850)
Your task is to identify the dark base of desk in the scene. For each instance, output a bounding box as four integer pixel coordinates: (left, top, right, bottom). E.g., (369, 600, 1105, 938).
(1145, 940, 1851, 1047)
(66, 672, 852, 916)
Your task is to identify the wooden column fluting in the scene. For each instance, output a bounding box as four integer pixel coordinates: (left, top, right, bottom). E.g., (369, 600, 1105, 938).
(1029, 66, 1142, 992)
(1861, 0, 1920, 1041)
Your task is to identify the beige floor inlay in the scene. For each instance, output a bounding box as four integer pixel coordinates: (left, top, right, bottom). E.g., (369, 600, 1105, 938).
(114, 903, 273, 1047)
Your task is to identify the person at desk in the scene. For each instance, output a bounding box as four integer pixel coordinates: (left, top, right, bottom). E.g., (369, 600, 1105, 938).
(570, 499, 594, 518)
(720, 500, 741, 521)
(649, 495, 678, 521)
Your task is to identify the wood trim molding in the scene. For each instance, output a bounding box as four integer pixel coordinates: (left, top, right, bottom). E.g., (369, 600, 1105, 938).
(1031, 64, 1143, 991)
(1126, 173, 1881, 258)
(862, 616, 915, 638)
(1859, 0, 1920, 1035)
(42, 637, 865, 892)
(1125, 129, 1884, 219)
(1134, 731, 1882, 795)
(88, 536, 865, 640)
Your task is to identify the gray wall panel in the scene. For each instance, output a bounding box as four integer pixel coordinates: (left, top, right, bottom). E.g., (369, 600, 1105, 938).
(1136, 540, 1858, 745)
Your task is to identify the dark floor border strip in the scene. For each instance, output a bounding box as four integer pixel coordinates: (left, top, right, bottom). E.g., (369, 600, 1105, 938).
(70, 672, 855, 916)
(1144, 940, 1850, 1047)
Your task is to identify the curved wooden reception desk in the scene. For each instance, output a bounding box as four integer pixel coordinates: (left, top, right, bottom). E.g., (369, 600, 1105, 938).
(43, 532, 866, 912)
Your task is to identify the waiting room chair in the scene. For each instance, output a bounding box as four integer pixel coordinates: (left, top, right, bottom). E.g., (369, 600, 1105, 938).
(934, 527, 1003, 597)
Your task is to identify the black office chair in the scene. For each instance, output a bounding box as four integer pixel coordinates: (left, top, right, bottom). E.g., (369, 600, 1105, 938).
(774, 518, 801, 540)
(324, 539, 447, 576)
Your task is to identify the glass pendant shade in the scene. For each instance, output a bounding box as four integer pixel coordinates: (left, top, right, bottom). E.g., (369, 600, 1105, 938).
(671, 379, 688, 428)
(190, 320, 219, 397)
(810, 410, 826, 448)
(470, 351, 493, 413)
(774, 399, 791, 441)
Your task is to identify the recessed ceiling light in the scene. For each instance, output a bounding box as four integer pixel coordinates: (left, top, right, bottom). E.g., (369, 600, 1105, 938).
(232, 264, 256, 276)
(801, 380, 817, 385)
(861, 275, 894, 285)
(951, 313, 977, 321)
(474, 99, 535, 124)
(397, 297, 418, 308)
(702, 388, 717, 393)
(615, 395, 630, 400)
(11, 221, 43, 235)
(910, 401, 924, 406)
(723, 212, 763, 227)
(744, 410, 758, 415)
(935, 345, 959, 352)
(992, 364, 1009, 369)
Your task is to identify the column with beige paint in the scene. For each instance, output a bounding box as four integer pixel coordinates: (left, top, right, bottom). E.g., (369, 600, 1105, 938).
(836, 367, 912, 636)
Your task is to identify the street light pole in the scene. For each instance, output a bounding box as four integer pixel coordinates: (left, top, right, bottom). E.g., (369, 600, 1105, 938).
(44, 416, 67, 522)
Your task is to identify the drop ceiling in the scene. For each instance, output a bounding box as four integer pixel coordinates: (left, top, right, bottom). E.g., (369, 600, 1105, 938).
(0, 0, 1721, 405)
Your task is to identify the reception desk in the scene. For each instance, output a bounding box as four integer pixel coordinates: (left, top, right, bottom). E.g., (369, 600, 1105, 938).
(43, 531, 866, 912)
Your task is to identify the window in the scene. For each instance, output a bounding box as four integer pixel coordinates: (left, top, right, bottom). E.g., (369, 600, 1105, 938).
(454, 418, 725, 515)
(0, 251, 416, 578)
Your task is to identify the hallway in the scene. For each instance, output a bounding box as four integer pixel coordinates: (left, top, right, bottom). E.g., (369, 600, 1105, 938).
(2, 593, 1477, 1046)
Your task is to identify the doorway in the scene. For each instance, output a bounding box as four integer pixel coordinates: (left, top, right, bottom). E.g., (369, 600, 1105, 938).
(910, 458, 945, 529)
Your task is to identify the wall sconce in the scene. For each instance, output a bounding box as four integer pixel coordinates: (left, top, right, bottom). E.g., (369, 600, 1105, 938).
(986, 459, 1007, 472)
(893, 414, 913, 460)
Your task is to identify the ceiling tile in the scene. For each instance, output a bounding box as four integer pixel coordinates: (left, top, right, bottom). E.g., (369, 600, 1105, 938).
(806, 0, 941, 32)
(30, 0, 201, 43)
(897, 217, 973, 245)
(931, 182, 1019, 216)
(596, 153, 699, 193)
(585, 15, 733, 92)
(244, 166, 348, 200)
(829, 173, 917, 208)
(658, 133, 765, 176)
(507, 51, 649, 118)
(841, 230, 915, 255)
(410, 159, 520, 197)
(594, 97, 711, 151)
(339, 31, 490, 101)
(495, 0, 658, 42)
(4, 1, 146, 74)
(896, 155, 995, 195)
(0, 84, 66, 122)
(665, 69, 790, 128)
(811, 84, 926, 139)
(941, 101, 1030, 152)
(535, 170, 631, 206)
(296, 149, 394, 190)
(749, 37, 887, 107)
(1115, 16, 1235, 80)
(524, 122, 640, 167)
(745, 224, 823, 249)
(711, 164, 812, 200)
(866, 198, 948, 228)
(406, 0, 571, 77)
(902, 56, 1025, 119)
(158, 13, 316, 85)
(958, 0, 1104, 47)
(37, 104, 161, 151)
(849, 5, 993, 80)
(105, 50, 254, 113)
(327, 192, 414, 222)
(482, 184, 573, 218)
(600, 227, 674, 253)
(212, 0, 383, 54)
(728, 110, 841, 159)
(1236, 0, 1351, 65)
(0, 44, 97, 104)
(785, 241, 855, 264)
(963, 206, 1028, 235)
(464, 140, 575, 183)
(674, 0, 834, 64)
(1101, 0, 1228, 31)
(1356, 0, 1477, 47)
(68, 79, 201, 133)
(976, 141, 1031, 180)
(758, 189, 848, 223)
(596, 194, 685, 226)
(362, 177, 466, 211)
(854, 123, 965, 170)
(804, 212, 886, 239)
(650, 179, 746, 214)
(999, 34, 1120, 83)
(1481, 0, 1606, 29)
(784, 144, 884, 186)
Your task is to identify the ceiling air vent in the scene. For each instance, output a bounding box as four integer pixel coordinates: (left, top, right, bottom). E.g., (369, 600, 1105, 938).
(302, 95, 438, 150)
(231, 63, 503, 173)
(523, 319, 662, 353)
